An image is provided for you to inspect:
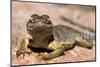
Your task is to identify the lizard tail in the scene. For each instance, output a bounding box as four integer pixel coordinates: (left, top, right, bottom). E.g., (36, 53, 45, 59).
(75, 33, 95, 49)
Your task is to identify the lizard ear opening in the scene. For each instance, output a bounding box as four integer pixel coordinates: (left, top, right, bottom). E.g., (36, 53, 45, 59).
(45, 20, 51, 24)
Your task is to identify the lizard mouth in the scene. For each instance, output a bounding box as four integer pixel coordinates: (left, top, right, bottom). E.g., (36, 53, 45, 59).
(27, 25, 52, 35)
(27, 25, 47, 31)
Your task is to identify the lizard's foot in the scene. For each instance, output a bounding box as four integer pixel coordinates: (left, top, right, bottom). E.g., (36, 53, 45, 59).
(16, 49, 32, 58)
(37, 52, 50, 60)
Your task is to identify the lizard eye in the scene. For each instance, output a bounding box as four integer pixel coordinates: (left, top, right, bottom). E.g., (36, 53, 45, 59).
(42, 15, 49, 19)
(31, 14, 38, 19)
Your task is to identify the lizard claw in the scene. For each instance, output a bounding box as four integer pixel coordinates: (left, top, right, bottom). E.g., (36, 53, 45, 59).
(16, 49, 32, 58)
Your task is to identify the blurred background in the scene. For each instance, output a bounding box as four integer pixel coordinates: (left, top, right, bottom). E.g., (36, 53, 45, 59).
(12, 1, 96, 66)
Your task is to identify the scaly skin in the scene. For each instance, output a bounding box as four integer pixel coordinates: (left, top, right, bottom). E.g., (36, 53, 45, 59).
(16, 14, 94, 60)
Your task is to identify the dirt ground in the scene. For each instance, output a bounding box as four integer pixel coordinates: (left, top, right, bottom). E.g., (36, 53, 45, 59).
(11, 1, 96, 66)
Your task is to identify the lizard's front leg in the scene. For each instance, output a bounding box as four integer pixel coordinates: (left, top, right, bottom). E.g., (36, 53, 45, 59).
(16, 38, 32, 58)
(39, 40, 74, 60)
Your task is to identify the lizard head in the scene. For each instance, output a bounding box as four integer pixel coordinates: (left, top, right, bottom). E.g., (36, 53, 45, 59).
(26, 14, 53, 36)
